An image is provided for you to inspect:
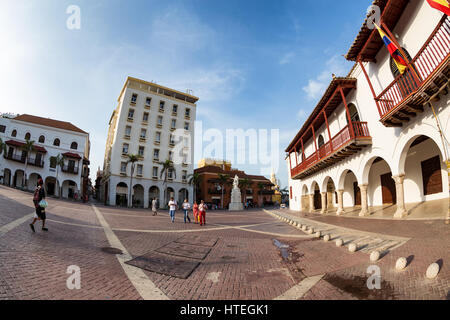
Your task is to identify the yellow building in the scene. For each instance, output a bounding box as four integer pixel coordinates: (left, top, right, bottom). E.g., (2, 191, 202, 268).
(271, 170, 282, 204)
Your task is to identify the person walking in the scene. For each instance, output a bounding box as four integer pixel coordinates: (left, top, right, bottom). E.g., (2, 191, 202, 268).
(182, 199, 191, 223)
(152, 197, 158, 216)
(193, 201, 199, 224)
(30, 179, 48, 232)
(168, 197, 177, 223)
(199, 200, 207, 226)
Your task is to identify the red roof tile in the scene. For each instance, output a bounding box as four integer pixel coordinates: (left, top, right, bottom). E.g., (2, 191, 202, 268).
(5, 140, 47, 153)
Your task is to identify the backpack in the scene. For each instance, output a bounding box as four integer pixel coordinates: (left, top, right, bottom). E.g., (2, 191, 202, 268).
(33, 187, 41, 201)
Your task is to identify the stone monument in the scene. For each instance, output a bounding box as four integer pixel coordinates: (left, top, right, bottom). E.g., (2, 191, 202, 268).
(229, 175, 244, 211)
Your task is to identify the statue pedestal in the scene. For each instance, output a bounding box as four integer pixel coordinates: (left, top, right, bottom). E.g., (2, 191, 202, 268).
(229, 187, 244, 211)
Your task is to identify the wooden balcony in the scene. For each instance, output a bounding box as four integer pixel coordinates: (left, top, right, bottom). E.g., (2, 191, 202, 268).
(291, 122, 372, 179)
(62, 165, 79, 174)
(375, 16, 450, 127)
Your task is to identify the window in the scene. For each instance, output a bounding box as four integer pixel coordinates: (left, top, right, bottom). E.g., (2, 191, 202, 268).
(125, 126, 132, 137)
(153, 167, 158, 178)
(11, 130, 17, 137)
(169, 134, 175, 145)
(131, 93, 138, 104)
(168, 151, 173, 161)
(137, 164, 143, 176)
(171, 119, 176, 129)
(157, 116, 163, 126)
(145, 97, 152, 106)
(128, 109, 135, 119)
(172, 105, 178, 114)
(50, 157, 57, 168)
(168, 169, 174, 179)
(159, 101, 165, 111)
(346, 103, 361, 123)
(138, 146, 145, 157)
(122, 143, 129, 154)
(121, 162, 127, 173)
(390, 47, 413, 78)
(185, 108, 191, 118)
(140, 129, 147, 139)
(38, 135, 45, 143)
(155, 132, 161, 143)
(25, 132, 31, 140)
(184, 122, 189, 130)
(182, 170, 187, 181)
(53, 138, 60, 146)
(153, 149, 160, 160)
(70, 142, 78, 150)
(182, 154, 188, 164)
(318, 135, 325, 148)
(143, 112, 149, 122)
(0, 125, 5, 133)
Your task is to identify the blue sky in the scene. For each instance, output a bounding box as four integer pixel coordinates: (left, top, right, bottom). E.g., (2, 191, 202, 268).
(0, 0, 371, 187)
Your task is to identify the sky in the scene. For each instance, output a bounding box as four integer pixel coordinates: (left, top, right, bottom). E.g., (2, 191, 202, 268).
(0, 0, 372, 188)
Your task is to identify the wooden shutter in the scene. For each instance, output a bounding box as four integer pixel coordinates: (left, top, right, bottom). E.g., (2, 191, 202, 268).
(380, 173, 396, 204)
(421, 155, 443, 196)
(353, 182, 361, 206)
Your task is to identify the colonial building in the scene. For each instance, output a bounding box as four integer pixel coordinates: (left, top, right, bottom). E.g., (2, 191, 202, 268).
(286, 0, 449, 218)
(195, 159, 274, 208)
(0, 113, 91, 199)
(100, 77, 198, 208)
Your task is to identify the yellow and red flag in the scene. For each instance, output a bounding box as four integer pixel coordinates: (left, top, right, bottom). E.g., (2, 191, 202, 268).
(427, 0, 450, 16)
(374, 23, 408, 74)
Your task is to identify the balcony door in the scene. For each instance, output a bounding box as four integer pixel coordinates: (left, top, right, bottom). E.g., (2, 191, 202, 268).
(68, 160, 76, 173)
(35, 153, 42, 166)
(346, 103, 360, 123)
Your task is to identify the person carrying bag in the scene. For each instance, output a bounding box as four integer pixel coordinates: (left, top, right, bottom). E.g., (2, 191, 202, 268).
(30, 179, 48, 232)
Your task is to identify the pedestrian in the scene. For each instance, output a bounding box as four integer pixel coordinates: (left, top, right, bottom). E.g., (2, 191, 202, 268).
(199, 200, 207, 226)
(168, 197, 177, 223)
(193, 201, 199, 224)
(182, 199, 191, 223)
(30, 179, 48, 232)
(152, 197, 158, 216)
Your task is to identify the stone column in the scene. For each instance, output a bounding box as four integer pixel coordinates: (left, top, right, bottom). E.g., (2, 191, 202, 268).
(393, 174, 408, 219)
(309, 194, 315, 212)
(359, 184, 369, 217)
(143, 188, 149, 209)
(336, 189, 345, 216)
(320, 192, 327, 214)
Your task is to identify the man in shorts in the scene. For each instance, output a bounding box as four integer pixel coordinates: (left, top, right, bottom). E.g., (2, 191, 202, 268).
(30, 178, 48, 232)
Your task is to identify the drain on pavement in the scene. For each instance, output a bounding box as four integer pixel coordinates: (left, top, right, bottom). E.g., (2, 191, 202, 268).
(101, 247, 123, 255)
(125, 252, 200, 279)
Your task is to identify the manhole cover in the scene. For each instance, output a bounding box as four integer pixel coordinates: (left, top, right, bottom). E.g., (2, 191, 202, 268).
(101, 247, 123, 255)
(156, 243, 211, 260)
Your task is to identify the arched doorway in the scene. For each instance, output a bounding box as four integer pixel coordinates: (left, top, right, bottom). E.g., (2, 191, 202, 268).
(364, 157, 396, 206)
(3, 168, 11, 186)
(178, 188, 188, 205)
(62, 180, 78, 199)
(400, 135, 447, 202)
(116, 182, 128, 207)
(311, 181, 321, 210)
(27, 173, 42, 192)
(149, 186, 160, 208)
(132, 184, 144, 208)
(165, 187, 175, 207)
(346, 103, 361, 123)
(318, 135, 325, 148)
(301, 185, 309, 212)
(13, 170, 24, 188)
(339, 170, 360, 208)
(322, 177, 336, 209)
(45, 177, 57, 196)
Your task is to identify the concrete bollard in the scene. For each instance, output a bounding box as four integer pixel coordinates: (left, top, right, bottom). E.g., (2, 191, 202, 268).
(426, 263, 440, 279)
(323, 234, 330, 242)
(370, 251, 380, 262)
(348, 243, 357, 252)
(336, 239, 343, 247)
(396, 257, 407, 270)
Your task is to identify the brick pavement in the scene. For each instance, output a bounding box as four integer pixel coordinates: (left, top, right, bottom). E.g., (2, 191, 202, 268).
(0, 186, 448, 300)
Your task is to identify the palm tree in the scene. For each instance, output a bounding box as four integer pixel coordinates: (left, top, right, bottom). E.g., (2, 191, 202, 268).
(21, 140, 35, 188)
(126, 154, 139, 208)
(257, 182, 265, 207)
(159, 159, 176, 206)
(217, 173, 230, 209)
(51, 154, 65, 198)
(187, 172, 202, 203)
(239, 178, 252, 205)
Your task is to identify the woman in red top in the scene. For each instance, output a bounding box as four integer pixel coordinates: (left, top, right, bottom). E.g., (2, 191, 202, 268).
(193, 201, 199, 224)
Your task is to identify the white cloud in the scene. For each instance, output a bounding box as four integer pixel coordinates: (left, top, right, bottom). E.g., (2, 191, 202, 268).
(302, 55, 349, 100)
(280, 52, 295, 65)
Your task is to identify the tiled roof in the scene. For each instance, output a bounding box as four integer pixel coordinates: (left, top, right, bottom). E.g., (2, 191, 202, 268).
(63, 152, 82, 160)
(13, 114, 88, 134)
(5, 140, 47, 153)
(194, 166, 273, 183)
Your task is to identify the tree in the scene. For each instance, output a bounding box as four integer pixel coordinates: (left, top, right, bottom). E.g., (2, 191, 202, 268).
(257, 182, 265, 207)
(126, 154, 139, 208)
(51, 154, 65, 198)
(217, 173, 230, 209)
(280, 187, 289, 203)
(21, 139, 35, 188)
(239, 178, 252, 205)
(188, 172, 202, 203)
(159, 159, 176, 206)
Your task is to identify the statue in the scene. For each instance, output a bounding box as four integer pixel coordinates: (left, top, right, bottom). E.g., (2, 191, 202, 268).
(233, 175, 239, 189)
(229, 175, 244, 211)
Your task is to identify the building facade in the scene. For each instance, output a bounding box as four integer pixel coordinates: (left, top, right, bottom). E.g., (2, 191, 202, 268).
(100, 77, 198, 208)
(195, 159, 274, 208)
(0, 114, 91, 199)
(286, 0, 450, 218)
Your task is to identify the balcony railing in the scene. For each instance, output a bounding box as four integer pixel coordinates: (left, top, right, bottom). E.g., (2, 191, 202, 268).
(291, 122, 371, 178)
(62, 165, 79, 174)
(5, 154, 45, 168)
(375, 16, 450, 119)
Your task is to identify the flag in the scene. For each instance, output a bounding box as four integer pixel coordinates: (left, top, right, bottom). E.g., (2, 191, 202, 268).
(374, 23, 408, 74)
(427, 0, 450, 16)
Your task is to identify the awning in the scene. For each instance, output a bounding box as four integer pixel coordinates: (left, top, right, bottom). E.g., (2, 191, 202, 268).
(63, 152, 82, 160)
(5, 140, 47, 153)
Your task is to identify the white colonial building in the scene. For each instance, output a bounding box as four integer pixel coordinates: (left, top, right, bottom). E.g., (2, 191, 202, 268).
(0, 114, 91, 199)
(286, 0, 449, 219)
(100, 77, 198, 208)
